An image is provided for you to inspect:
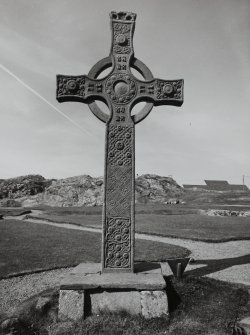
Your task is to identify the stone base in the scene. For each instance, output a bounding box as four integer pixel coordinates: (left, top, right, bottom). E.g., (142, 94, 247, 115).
(58, 262, 168, 321)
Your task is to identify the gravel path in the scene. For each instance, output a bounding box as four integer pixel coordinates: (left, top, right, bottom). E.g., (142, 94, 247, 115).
(0, 268, 72, 315)
(1, 213, 249, 314)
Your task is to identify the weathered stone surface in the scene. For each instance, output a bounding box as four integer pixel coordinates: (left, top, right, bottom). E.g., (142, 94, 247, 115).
(55, 10, 182, 275)
(72, 262, 161, 275)
(0, 174, 184, 207)
(58, 263, 168, 319)
(72, 262, 101, 274)
(141, 291, 169, 319)
(61, 272, 166, 290)
(160, 262, 174, 277)
(58, 289, 84, 321)
(136, 174, 183, 203)
(61, 262, 165, 290)
(0, 174, 50, 200)
(91, 291, 141, 315)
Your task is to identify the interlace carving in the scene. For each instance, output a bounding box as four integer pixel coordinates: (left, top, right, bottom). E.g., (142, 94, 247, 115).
(105, 217, 131, 268)
(108, 125, 133, 166)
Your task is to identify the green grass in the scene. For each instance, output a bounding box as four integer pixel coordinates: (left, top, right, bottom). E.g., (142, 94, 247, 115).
(182, 189, 250, 207)
(136, 214, 250, 242)
(33, 208, 250, 242)
(0, 219, 190, 278)
(3, 277, 249, 335)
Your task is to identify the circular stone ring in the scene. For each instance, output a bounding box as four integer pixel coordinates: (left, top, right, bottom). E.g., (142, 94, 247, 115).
(87, 57, 154, 124)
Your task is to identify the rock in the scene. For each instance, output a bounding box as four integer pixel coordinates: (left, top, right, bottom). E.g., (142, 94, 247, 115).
(58, 290, 85, 321)
(203, 209, 250, 217)
(0, 173, 184, 207)
(140, 291, 169, 319)
(136, 174, 183, 204)
(0, 175, 52, 201)
(91, 291, 141, 315)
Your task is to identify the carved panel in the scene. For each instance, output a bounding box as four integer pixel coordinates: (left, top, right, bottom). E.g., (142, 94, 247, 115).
(106, 165, 132, 217)
(107, 124, 133, 166)
(105, 217, 131, 268)
(106, 124, 133, 217)
(112, 23, 131, 54)
(57, 76, 86, 98)
(156, 80, 183, 100)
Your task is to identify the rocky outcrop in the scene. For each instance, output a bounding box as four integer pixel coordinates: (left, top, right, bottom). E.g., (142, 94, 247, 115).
(0, 174, 184, 207)
(135, 174, 183, 204)
(33, 175, 104, 207)
(0, 175, 52, 200)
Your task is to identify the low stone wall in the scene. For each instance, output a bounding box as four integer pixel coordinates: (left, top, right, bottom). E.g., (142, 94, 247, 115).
(202, 209, 250, 217)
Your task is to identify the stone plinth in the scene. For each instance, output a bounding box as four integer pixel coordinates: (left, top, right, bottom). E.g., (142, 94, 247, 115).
(58, 262, 168, 321)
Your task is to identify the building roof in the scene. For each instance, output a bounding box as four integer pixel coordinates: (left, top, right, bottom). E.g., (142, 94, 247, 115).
(183, 180, 249, 192)
(204, 180, 230, 190)
(204, 180, 229, 186)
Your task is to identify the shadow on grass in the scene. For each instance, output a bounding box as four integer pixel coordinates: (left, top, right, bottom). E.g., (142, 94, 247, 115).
(185, 254, 250, 278)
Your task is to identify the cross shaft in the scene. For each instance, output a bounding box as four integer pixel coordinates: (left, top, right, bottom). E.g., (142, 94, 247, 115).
(56, 11, 184, 273)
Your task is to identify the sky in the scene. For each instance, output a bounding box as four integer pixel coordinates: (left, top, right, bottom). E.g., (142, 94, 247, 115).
(0, 0, 249, 187)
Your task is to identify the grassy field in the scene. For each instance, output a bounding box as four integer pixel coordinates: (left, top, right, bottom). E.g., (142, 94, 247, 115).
(30, 206, 250, 242)
(3, 277, 249, 335)
(181, 189, 250, 207)
(0, 219, 190, 278)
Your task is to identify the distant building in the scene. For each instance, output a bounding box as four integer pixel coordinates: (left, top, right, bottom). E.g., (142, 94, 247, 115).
(204, 180, 230, 191)
(183, 180, 249, 192)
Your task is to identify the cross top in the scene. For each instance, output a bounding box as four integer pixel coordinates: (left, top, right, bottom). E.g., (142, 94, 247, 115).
(57, 11, 183, 126)
(56, 12, 184, 273)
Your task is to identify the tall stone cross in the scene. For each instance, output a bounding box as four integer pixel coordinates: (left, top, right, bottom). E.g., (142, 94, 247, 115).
(56, 11, 184, 273)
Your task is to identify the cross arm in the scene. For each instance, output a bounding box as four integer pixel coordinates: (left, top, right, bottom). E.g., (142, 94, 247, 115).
(56, 75, 105, 103)
(134, 78, 184, 107)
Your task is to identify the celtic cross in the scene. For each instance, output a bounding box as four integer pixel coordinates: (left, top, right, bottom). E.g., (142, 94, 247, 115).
(56, 11, 184, 273)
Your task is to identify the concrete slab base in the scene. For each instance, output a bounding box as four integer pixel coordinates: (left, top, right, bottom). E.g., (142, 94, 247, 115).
(58, 262, 169, 321)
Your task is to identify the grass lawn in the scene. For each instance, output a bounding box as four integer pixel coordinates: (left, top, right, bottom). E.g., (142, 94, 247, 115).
(3, 277, 249, 335)
(33, 207, 250, 242)
(0, 219, 190, 278)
